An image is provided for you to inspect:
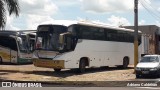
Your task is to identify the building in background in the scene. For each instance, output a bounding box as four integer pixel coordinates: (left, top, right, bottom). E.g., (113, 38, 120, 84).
(124, 25, 160, 55)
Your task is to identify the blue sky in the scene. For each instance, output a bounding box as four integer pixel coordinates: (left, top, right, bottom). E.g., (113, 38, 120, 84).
(5, 0, 160, 30)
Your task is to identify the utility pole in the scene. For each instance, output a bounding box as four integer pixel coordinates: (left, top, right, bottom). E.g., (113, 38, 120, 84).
(134, 0, 139, 72)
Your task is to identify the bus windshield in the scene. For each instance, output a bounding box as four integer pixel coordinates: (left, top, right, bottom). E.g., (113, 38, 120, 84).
(17, 35, 29, 53)
(36, 25, 67, 51)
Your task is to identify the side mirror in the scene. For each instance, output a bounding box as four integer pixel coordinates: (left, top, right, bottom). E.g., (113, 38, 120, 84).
(36, 37, 42, 49)
(59, 32, 72, 51)
(59, 34, 64, 45)
(17, 37, 22, 44)
(59, 34, 65, 50)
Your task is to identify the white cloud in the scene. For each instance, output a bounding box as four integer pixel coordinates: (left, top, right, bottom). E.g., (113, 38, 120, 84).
(26, 15, 54, 30)
(5, 0, 143, 30)
(5, 15, 20, 30)
(20, 0, 58, 16)
(156, 21, 160, 27)
(21, 0, 58, 30)
(139, 20, 146, 25)
(81, 0, 134, 13)
(107, 15, 131, 26)
(53, 0, 81, 7)
(5, 0, 59, 30)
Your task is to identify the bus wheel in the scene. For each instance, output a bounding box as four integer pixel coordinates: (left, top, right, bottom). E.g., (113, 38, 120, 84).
(122, 57, 129, 69)
(79, 59, 86, 73)
(0, 57, 2, 64)
(54, 69, 61, 72)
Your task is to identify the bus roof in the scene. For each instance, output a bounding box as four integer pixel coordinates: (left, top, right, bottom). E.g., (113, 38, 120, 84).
(40, 20, 77, 27)
(76, 22, 141, 33)
(39, 20, 141, 33)
(0, 30, 36, 36)
(0, 31, 18, 36)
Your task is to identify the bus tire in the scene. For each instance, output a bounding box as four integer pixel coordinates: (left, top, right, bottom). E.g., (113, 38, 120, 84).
(54, 69, 61, 72)
(79, 59, 86, 73)
(122, 57, 129, 69)
(0, 57, 2, 64)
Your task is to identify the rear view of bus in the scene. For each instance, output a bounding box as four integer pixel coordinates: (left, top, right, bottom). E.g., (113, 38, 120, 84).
(32, 25, 67, 71)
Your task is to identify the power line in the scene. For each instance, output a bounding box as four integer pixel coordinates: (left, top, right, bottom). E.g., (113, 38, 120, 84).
(139, 0, 160, 18)
(143, 0, 160, 15)
(139, 0, 160, 21)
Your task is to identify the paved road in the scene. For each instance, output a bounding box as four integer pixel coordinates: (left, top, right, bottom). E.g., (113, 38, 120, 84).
(1, 64, 160, 89)
(1, 87, 160, 90)
(51, 87, 160, 90)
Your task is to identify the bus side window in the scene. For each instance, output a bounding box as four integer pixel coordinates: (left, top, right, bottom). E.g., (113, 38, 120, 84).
(105, 29, 114, 41)
(92, 28, 105, 40)
(81, 26, 93, 40)
(74, 25, 82, 39)
(104, 30, 109, 41)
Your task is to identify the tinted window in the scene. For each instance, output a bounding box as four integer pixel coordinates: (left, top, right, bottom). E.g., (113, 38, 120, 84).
(72, 25, 105, 40)
(105, 29, 134, 43)
(92, 28, 105, 40)
(71, 24, 139, 43)
(0, 36, 18, 51)
(80, 26, 93, 39)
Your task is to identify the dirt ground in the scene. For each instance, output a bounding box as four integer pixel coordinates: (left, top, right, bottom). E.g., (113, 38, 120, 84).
(0, 64, 136, 81)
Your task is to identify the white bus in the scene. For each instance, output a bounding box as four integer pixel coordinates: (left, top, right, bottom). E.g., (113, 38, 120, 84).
(33, 22, 141, 72)
(0, 30, 36, 64)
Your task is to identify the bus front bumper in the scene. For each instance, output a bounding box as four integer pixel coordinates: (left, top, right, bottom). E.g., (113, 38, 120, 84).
(32, 59, 65, 69)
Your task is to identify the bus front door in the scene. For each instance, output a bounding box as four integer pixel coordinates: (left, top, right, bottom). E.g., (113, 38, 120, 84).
(10, 49, 18, 64)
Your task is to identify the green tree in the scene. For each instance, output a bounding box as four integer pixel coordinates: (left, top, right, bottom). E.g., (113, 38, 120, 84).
(0, 0, 20, 30)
